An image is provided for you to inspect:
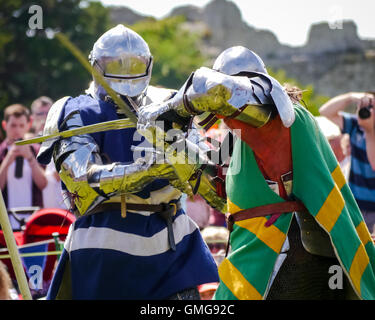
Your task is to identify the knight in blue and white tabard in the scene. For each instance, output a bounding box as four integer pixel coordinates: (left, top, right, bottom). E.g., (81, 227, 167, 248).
(37, 25, 218, 300)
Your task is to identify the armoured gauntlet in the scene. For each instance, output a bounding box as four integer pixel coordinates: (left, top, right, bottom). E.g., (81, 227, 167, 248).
(87, 158, 177, 195)
(137, 66, 295, 132)
(136, 115, 228, 212)
(138, 67, 273, 132)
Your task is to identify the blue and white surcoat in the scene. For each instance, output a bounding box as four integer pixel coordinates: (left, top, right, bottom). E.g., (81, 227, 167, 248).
(42, 92, 219, 299)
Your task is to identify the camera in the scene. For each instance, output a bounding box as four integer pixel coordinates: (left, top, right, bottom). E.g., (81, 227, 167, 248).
(358, 105, 373, 119)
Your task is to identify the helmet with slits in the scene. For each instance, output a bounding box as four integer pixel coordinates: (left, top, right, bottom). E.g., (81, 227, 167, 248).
(89, 24, 153, 105)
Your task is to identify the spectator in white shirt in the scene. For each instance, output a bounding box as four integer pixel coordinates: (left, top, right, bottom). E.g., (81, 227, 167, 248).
(0, 104, 47, 223)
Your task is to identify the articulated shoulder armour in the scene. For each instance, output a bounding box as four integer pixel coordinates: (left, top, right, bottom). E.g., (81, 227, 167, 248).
(52, 110, 105, 215)
(137, 67, 274, 131)
(184, 67, 294, 128)
(37, 96, 71, 165)
(175, 67, 271, 121)
(212, 46, 295, 128)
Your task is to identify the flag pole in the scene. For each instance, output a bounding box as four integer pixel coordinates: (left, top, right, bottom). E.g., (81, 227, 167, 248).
(0, 191, 32, 300)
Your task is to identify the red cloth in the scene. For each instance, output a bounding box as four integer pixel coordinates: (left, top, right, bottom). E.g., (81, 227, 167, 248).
(223, 115, 293, 226)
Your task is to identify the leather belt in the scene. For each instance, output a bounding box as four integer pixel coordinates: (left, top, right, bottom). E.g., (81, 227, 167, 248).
(226, 200, 307, 233)
(225, 200, 306, 257)
(88, 201, 181, 251)
(89, 201, 181, 215)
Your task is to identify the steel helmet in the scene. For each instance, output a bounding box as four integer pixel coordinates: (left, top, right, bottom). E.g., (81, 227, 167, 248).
(213, 46, 267, 75)
(213, 46, 295, 128)
(89, 24, 153, 101)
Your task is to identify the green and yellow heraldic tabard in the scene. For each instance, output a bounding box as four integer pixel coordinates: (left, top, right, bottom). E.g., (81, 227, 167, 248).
(215, 105, 375, 300)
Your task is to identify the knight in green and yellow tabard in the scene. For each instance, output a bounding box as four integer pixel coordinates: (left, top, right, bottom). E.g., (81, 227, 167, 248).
(138, 46, 375, 300)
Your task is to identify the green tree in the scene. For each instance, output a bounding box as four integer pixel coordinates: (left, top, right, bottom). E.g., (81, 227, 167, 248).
(0, 0, 111, 115)
(129, 16, 207, 90)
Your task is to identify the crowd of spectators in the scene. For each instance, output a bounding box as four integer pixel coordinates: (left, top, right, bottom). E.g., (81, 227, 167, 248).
(0, 97, 67, 300)
(0, 98, 67, 216)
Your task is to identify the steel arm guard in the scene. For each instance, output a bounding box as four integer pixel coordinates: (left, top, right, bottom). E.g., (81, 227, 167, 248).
(54, 112, 176, 215)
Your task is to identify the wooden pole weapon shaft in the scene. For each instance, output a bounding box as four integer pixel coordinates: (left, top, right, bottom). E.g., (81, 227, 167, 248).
(0, 192, 32, 300)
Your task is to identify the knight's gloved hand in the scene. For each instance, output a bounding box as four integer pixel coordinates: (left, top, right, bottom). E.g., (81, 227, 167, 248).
(137, 101, 191, 141)
(137, 101, 173, 133)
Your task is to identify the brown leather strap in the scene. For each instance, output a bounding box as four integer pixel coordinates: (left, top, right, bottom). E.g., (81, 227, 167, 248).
(226, 201, 307, 233)
(88, 201, 181, 216)
(182, 72, 202, 116)
(223, 108, 243, 121)
(197, 113, 216, 127)
(190, 164, 207, 195)
(183, 93, 200, 115)
(197, 113, 219, 132)
(203, 115, 219, 132)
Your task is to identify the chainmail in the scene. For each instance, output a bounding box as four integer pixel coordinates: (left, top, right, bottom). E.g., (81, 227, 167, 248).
(266, 217, 357, 300)
(167, 287, 201, 300)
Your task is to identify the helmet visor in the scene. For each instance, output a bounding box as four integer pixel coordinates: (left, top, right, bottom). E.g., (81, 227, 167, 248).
(95, 56, 152, 80)
(107, 76, 151, 98)
(94, 56, 153, 97)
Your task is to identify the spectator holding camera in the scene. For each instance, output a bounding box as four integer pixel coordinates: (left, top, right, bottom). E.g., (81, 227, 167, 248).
(319, 92, 375, 233)
(0, 104, 47, 211)
(29, 96, 53, 136)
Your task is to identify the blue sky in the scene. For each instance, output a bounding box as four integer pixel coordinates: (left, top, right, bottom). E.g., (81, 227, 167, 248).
(100, 0, 375, 47)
